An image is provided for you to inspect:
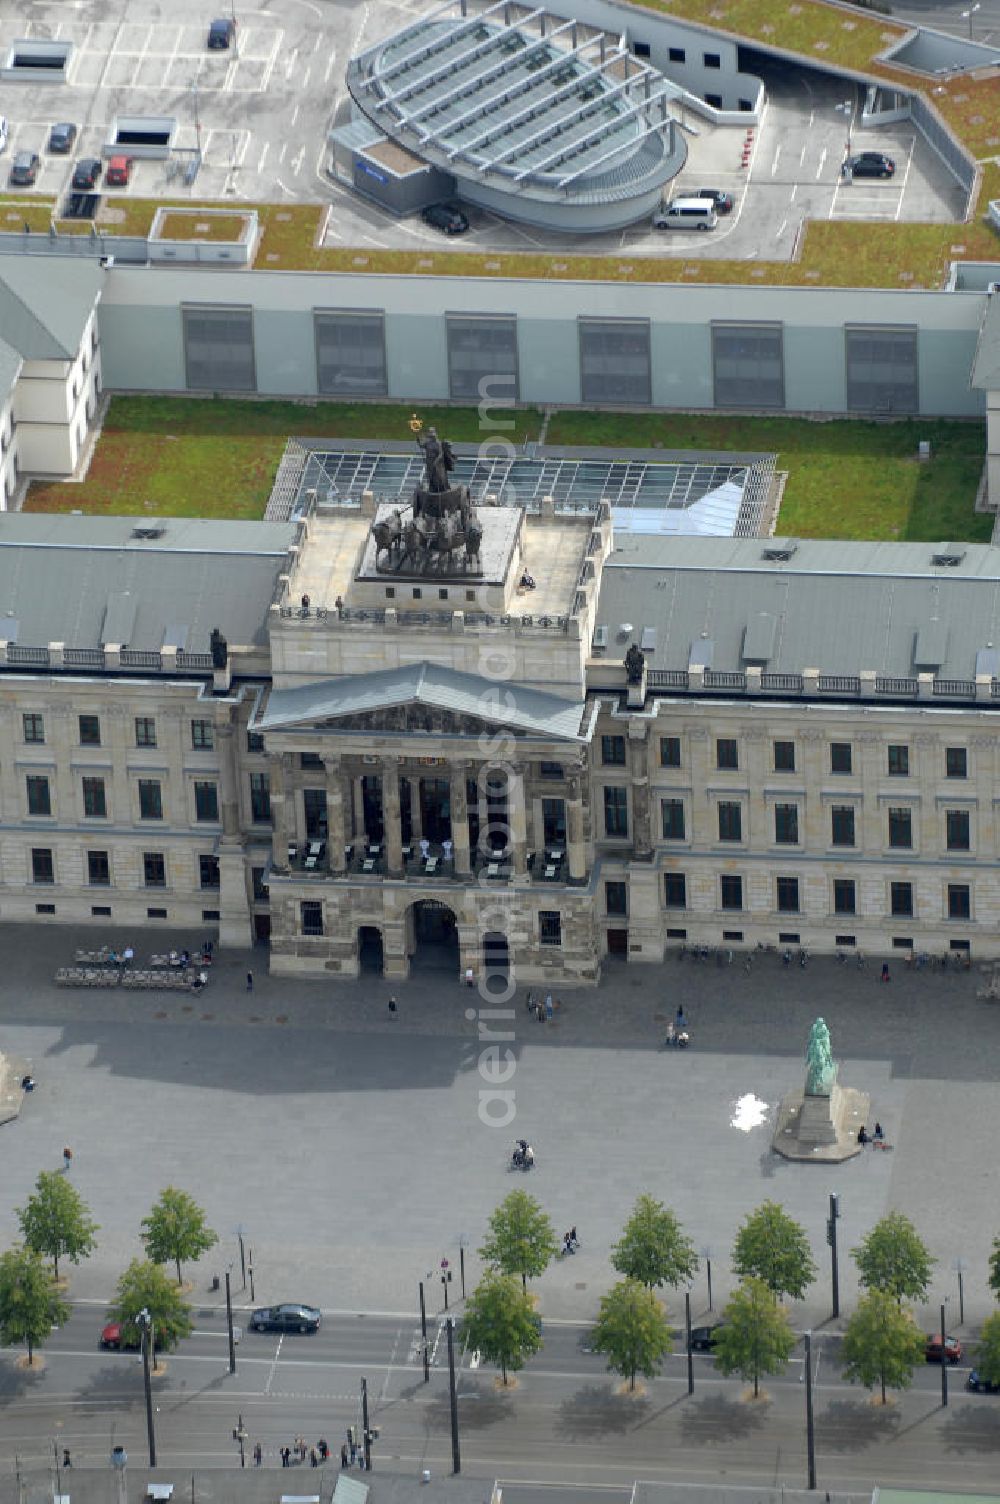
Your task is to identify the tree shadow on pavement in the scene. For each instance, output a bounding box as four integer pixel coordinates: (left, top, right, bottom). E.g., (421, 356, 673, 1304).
(555, 1382, 650, 1440)
(677, 1391, 769, 1447)
(815, 1396, 901, 1451)
(0, 1359, 49, 1404)
(424, 1376, 515, 1432)
(939, 1403, 1000, 1455)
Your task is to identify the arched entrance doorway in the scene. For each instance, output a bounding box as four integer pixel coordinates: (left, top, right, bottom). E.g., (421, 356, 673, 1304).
(408, 900, 459, 975)
(481, 931, 511, 1001)
(358, 925, 384, 975)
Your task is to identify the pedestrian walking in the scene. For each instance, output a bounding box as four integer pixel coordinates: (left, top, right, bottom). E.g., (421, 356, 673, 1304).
(62, 1450, 72, 1469)
(388, 995, 397, 1019)
(525, 990, 534, 1014)
(545, 992, 554, 1021)
(536, 999, 545, 1022)
(881, 962, 891, 983)
(676, 1006, 686, 1031)
(246, 970, 254, 992)
(340, 1445, 349, 1469)
(123, 944, 134, 967)
(464, 966, 475, 987)
(280, 1447, 290, 1468)
(62, 1145, 73, 1172)
(253, 1442, 262, 1468)
(296, 1436, 307, 1462)
(310, 1449, 319, 1468)
(349, 1437, 358, 1464)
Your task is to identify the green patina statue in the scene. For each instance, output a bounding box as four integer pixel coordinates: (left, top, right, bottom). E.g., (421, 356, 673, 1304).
(805, 1016, 837, 1096)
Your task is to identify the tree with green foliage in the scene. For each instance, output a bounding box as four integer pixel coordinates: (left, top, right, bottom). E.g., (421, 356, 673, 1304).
(731, 1200, 817, 1301)
(18, 1170, 99, 1281)
(712, 1276, 796, 1398)
(140, 1186, 218, 1285)
(108, 1258, 193, 1354)
(841, 1289, 926, 1405)
(987, 1237, 1000, 1300)
(479, 1190, 559, 1292)
(852, 1212, 934, 1304)
(0, 1245, 70, 1365)
(974, 1310, 1000, 1388)
(590, 1279, 673, 1391)
(611, 1194, 698, 1292)
(460, 1270, 543, 1384)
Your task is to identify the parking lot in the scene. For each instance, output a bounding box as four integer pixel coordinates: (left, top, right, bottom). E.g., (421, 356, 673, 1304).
(0, 0, 973, 253)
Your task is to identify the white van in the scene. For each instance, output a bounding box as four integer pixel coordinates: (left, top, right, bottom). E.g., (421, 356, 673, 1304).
(652, 197, 718, 232)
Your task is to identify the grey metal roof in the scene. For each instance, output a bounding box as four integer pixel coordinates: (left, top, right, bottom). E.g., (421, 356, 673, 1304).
(0, 513, 296, 554)
(0, 516, 295, 654)
(257, 661, 586, 739)
(0, 258, 103, 360)
(597, 535, 1000, 681)
(0, 335, 22, 404)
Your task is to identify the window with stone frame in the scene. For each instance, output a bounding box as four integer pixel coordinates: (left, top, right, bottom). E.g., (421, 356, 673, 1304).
(603, 786, 629, 838)
(660, 799, 685, 841)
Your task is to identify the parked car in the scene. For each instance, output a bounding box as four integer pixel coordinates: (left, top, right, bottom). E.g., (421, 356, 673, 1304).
(208, 17, 236, 48)
(100, 1320, 140, 1351)
(9, 151, 40, 186)
(846, 151, 895, 179)
(967, 1369, 1000, 1393)
(925, 1333, 962, 1364)
(421, 202, 469, 236)
(0, 117, 9, 154)
(652, 198, 717, 232)
(106, 155, 133, 187)
(689, 1323, 724, 1352)
(72, 158, 102, 190)
(249, 1303, 321, 1333)
(697, 187, 734, 214)
(48, 122, 78, 153)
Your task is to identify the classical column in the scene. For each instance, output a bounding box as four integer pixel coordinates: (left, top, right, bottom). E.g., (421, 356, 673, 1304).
(323, 753, 347, 874)
(410, 779, 423, 842)
(216, 717, 252, 948)
(383, 758, 403, 876)
(216, 723, 241, 839)
(567, 770, 586, 881)
(629, 729, 652, 858)
(269, 752, 292, 861)
(451, 764, 471, 876)
(509, 762, 528, 876)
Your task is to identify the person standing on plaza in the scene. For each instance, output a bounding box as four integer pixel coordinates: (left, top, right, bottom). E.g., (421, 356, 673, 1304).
(253, 1442, 262, 1467)
(246, 970, 254, 992)
(388, 995, 397, 1019)
(545, 994, 554, 1022)
(62, 1146, 73, 1172)
(341, 1444, 349, 1469)
(881, 962, 891, 983)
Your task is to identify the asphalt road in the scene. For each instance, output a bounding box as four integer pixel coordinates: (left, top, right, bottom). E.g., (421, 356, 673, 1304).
(3, 1303, 998, 1491)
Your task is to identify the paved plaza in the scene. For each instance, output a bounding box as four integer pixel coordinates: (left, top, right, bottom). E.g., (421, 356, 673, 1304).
(0, 925, 997, 1337)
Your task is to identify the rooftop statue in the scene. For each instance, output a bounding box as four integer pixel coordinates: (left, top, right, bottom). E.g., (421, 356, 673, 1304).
(805, 1016, 837, 1097)
(371, 417, 482, 575)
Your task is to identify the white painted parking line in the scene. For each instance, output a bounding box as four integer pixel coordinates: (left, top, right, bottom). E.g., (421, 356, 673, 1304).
(815, 147, 827, 180)
(278, 143, 287, 165)
(284, 47, 298, 81)
(257, 142, 269, 175)
(291, 104, 300, 128)
(771, 144, 781, 177)
(301, 64, 311, 88)
(260, 29, 282, 91)
(323, 49, 337, 84)
(291, 145, 305, 176)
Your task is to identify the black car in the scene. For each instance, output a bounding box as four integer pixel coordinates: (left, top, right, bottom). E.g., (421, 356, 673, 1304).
(208, 18, 235, 48)
(71, 157, 102, 190)
(422, 202, 469, 236)
(10, 151, 40, 186)
(847, 151, 895, 179)
(49, 122, 78, 154)
(249, 1303, 321, 1333)
(968, 1369, 1000, 1393)
(697, 187, 734, 214)
(689, 1323, 724, 1352)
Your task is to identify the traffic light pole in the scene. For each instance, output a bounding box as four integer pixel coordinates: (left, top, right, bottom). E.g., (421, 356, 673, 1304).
(804, 1331, 816, 1491)
(447, 1317, 461, 1474)
(362, 1377, 372, 1471)
(827, 1193, 840, 1319)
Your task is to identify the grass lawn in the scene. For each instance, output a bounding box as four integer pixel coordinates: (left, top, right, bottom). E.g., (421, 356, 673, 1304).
(155, 211, 252, 243)
(545, 412, 989, 542)
(25, 397, 545, 520)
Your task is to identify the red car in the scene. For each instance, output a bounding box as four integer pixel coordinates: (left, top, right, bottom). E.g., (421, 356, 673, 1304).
(105, 155, 133, 187)
(925, 1333, 962, 1364)
(100, 1320, 139, 1350)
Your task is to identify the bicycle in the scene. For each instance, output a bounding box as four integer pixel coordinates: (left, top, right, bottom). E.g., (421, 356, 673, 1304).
(856, 951, 866, 969)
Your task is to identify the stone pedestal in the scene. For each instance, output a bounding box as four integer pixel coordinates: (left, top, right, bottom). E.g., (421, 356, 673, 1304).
(773, 1083, 871, 1162)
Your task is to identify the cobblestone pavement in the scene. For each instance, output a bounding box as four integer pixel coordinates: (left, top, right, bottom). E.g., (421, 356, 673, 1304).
(0, 925, 996, 1336)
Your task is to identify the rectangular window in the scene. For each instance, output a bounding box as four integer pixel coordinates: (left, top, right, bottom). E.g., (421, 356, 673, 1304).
(23, 712, 44, 744)
(948, 883, 970, 920)
(845, 325, 918, 415)
(888, 807, 912, 849)
(661, 798, 685, 840)
(314, 309, 388, 397)
(712, 323, 785, 409)
(247, 731, 265, 754)
(26, 774, 51, 816)
(773, 739, 795, 772)
(834, 878, 856, 914)
(946, 808, 970, 851)
(601, 734, 627, 766)
(946, 746, 967, 779)
(716, 738, 738, 770)
(301, 900, 324, 936)
(776, 876, 799, 913)
(300, 752, 323, 770)
(82, 776, 107, 819)
(664, 872, 686, 908)
(603, 785, 629, 838)
(887, 744, 909, 777)
(774, 804, 799, 844)
(539, 762, 563, 779)
(194, 781, 219, 822)
(659, 736, 681, 768)
(91, 906, 112, 918)
(718, 800, 742, 842)
(605, 880, 627, 915)
(31, 847, 53, 884)
(579, 318, 651, 406)
(633, 40, 651, 57)
(147, 907, 168, 919)
(138, 780, 162, 820)
(890, 880, 913, 917)
(252, 866, 269, 903)
(87, 849, 110, 886)
(539, 910, 562, 946)
(720, 874, 743, 911)
(831, 806, 855, 847)
(830, 742, 852, 774)
(143, 852, 166, 887)
(668, 45, 685, 61)
(135, 717, 156, 748)
(199, 854, 220, 890)
(249, 772, 271, 824)
(704, 50, 721, 66)
(191, 719, 214, 750)
(446, 315, 519, 401)
(79, 713, 101, 746)
(183, 305, 256, 392)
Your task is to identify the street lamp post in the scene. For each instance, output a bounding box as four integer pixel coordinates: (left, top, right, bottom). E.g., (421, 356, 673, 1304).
(684, 1289, 694, 1395)
(954, 1258, 967, 1326)
(138, 1309, 157, 1468)
(419, 1281, 429, 1383)
(804, 1331, 816, 1490)
(941, 1300, 949, 1407)
(962, 3, 980, 36)
(827, 1193, 840, 1319)
(446, 1317, 461, 1474)
(237, 1228, 246, 1290)
(225, 1269, 236, 1375)
(700, 1245, 713, 1310)
(233, 1413, 248, 1467)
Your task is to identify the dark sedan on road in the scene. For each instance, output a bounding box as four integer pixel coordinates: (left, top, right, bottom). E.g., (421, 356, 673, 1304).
(846, 151, 895, 179)
(49, 122, 78, 153)
(9, 151, 40, 186)
(689, 1323, 724, 1352)
(422, 202, 469, 235)
(697, 188, 734, 214)
(249, 1303, 321, 1333)
(72, 158, 102, 190)
(968, 1369, 1000, 1393)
